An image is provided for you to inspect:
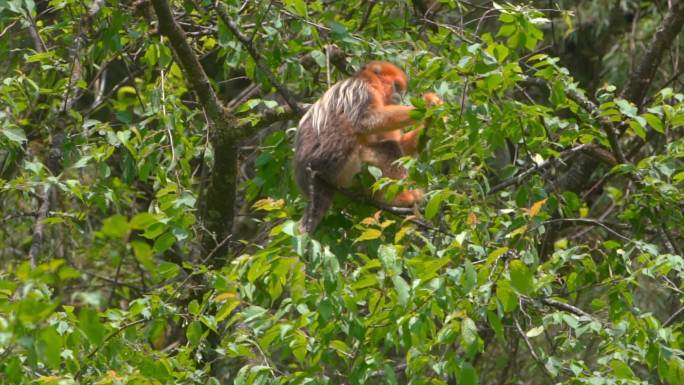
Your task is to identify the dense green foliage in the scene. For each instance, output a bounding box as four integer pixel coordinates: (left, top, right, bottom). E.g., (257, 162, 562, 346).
(1, 0, 683, 384)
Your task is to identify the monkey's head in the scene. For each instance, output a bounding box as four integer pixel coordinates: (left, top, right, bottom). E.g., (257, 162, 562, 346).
(358, 61, 408, 105)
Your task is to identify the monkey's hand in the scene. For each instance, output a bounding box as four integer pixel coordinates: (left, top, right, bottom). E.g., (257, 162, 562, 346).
(414, 92, 443, 152)
(422, 92, 443, 106)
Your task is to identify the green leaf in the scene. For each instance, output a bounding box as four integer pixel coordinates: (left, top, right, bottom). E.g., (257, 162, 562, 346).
(130, 213, 158, 230)
(642, 113, 664, 133)
(499, 13, 515, 23)
(102, 214, 130, 238)
(379, 244, 401, 276)
(4, 356, 22, 383)
(318, 298, 333, 322)
(509, 260, 534, 295)
(487, 310, 504, 341)
(461, 317, 478, 347)
(40, 326, 62, 369)
(392, 275, 410, 306)
(425, 190, 450, 220)
(330, 340, 351, 357)
(131, 240, 154, 270)
(216, 297, 240, 322)
(667, 358, 684, 385)
(616, 99, 637, 117)
(496, 280, 518, 312)
(351, 274, 377, 290)
(58, 266, 81, 280)
(384, 363, 399, 385)
(462, 260, 477, 293)
(79, 308, 106, 346)
(459, 362, 478, 385)
(610, 359, 635, 379)
(550, 81, 566, 105)
(1, 127, 27, 143)
(157, 261, 180, 280)
(186, 320, 203, 346)
(526, 325, 544, 338)
(153, 232, 176, 253)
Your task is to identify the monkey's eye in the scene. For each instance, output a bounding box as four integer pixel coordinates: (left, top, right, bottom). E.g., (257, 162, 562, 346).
(392, 80, 403, 93)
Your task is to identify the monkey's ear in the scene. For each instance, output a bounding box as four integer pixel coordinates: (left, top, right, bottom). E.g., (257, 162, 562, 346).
(372, 64, 382, 74)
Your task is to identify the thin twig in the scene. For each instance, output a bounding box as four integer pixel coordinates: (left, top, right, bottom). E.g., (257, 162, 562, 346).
(0, 20, 18, 39)
(664, 306, 684, 327)
(75, 319, 149, 379)
(214, 1, 301, 114)
(539, 298, 593, 320)
(489, 144, 590, 194)
(540, 218, 631, 242)
(513, 315, 554, 380)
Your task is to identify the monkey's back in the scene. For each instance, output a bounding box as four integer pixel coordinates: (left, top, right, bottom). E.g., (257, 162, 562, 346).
(294, 77, 372, 195)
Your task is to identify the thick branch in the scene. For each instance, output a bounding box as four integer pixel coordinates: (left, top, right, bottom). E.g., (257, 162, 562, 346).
(214, 2, 301, 114)
(150, 0, 225, 123)
(622, 0, 684, 107)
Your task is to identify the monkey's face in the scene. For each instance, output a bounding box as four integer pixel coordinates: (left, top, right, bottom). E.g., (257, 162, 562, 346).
(389, 79, 406, 104)
(376, 69, 407, 105)
(359, 61, 408, 105)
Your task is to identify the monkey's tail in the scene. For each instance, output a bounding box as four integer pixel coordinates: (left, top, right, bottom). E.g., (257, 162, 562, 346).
(299, 164, 333, 233)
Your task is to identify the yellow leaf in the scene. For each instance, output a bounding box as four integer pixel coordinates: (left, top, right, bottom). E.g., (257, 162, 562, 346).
(467, 211, 479, 225)
(579, 205, 589, 218)
(507, 224, 528, 238)
(360, 216, 378, 226)
(252, 198, 284, 211)
(380, 219, 396, 229)
(355, 228, 382, 242)
(524, 198, 547, 217)
(215, 292, 236, 302)
(395, 225, 410, 243)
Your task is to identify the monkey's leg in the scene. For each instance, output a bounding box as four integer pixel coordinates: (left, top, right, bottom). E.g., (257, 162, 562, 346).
(361, 141, 424, 207)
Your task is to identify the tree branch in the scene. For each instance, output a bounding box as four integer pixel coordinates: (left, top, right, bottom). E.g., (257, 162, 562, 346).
(150, 0, 226, 124)
(540, 218, 631, 242)
(214, 2, 301, 114)
(489, 143, 592, 194)
(522, 76, 627, 163)
(622, 0, 684, 107)
(27, 188, 49, 267)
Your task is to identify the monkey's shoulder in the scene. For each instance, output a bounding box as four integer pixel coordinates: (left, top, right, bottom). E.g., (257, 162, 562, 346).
(299, 78, 372, 132)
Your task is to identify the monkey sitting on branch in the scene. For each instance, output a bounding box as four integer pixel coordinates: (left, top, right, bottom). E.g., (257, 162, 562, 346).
(294, 61, 443, 233)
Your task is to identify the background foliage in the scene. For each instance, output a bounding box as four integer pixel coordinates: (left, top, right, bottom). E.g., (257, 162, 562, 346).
(0, 0, 683, 384)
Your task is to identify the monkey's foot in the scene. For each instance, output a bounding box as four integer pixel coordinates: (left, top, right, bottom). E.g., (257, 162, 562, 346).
(391, 189, 424, 206)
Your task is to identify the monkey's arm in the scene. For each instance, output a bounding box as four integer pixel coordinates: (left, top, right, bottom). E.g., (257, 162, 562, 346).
(398, 93, 443, 154)
(398, 128, 422, 155)
(361, 104, 416, 133)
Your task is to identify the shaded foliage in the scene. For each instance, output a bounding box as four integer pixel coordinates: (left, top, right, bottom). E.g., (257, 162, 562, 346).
(0, 0, 683, 384)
